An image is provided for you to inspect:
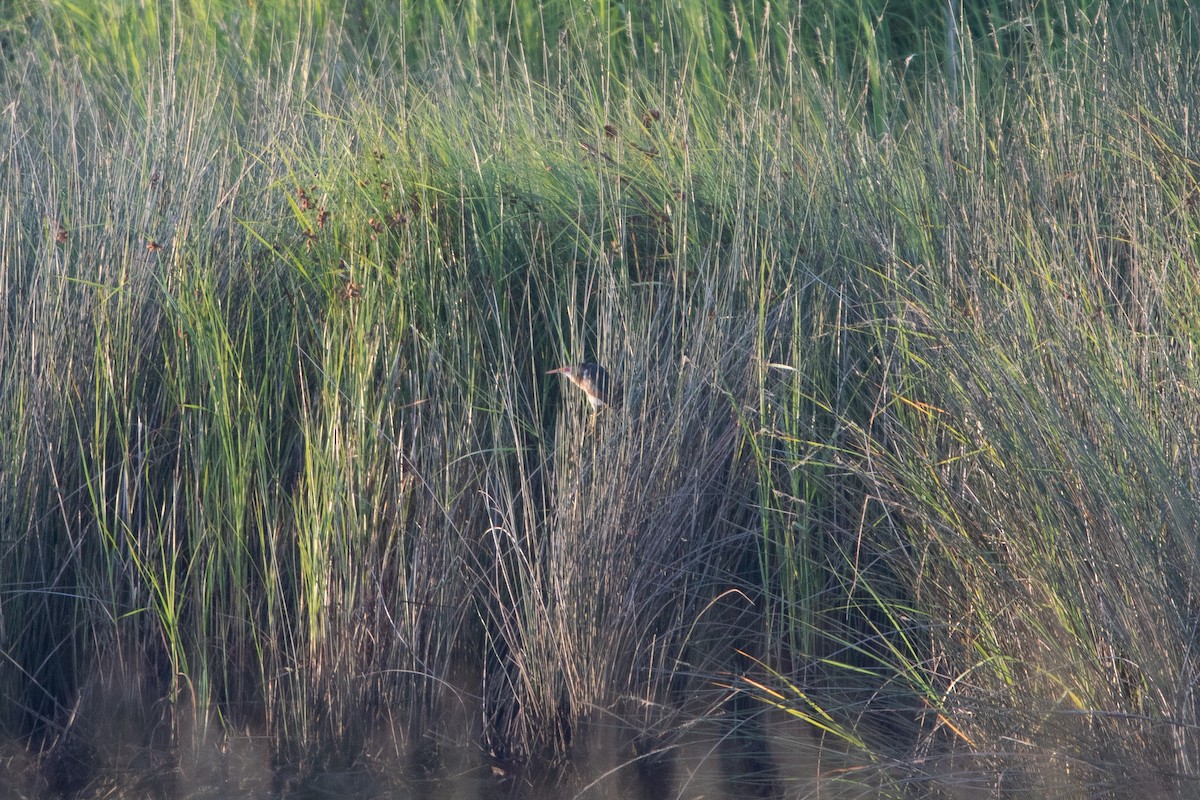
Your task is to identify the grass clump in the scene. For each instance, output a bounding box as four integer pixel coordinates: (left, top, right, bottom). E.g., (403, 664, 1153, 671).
(3, 0, 1200, 796)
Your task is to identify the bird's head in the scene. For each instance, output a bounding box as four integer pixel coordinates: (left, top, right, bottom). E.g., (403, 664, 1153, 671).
(545, 364, 582, 380)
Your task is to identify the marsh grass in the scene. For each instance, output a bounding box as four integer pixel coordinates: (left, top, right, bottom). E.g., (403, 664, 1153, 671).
(3, 0, 1200, 795)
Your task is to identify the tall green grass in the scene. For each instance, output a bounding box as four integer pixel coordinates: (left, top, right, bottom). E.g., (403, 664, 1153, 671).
(3, 0, 1200, 795)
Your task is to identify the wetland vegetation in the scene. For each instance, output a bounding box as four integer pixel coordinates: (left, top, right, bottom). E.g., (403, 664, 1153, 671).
(2, 0, 1200, 796)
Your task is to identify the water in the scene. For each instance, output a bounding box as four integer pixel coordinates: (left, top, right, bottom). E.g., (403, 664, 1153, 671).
(9, 698, 839, 799)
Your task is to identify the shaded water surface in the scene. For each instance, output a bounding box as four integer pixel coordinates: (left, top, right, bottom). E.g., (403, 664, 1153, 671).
(4, 701, 830, 799)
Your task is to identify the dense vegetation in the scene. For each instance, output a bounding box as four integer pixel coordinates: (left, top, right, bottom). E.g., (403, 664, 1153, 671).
(3, 0, 1200, 796)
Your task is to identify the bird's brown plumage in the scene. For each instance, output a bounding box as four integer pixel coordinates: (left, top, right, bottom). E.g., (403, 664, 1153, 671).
(547, 362, 620, 410)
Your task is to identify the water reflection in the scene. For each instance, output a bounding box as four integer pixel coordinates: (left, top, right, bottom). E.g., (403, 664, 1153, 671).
(16, 699, 835, 799)
(9, 653, 863, 798)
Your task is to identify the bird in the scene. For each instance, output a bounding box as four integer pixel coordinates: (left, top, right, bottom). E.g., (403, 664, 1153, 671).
(547, 362, 620, 411)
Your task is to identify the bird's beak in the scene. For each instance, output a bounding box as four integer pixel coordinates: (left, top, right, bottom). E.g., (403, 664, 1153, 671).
(546, 366, 569, 375)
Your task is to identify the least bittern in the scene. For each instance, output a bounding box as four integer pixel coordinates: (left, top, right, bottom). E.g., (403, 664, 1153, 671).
(547, 362, 620, 411)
